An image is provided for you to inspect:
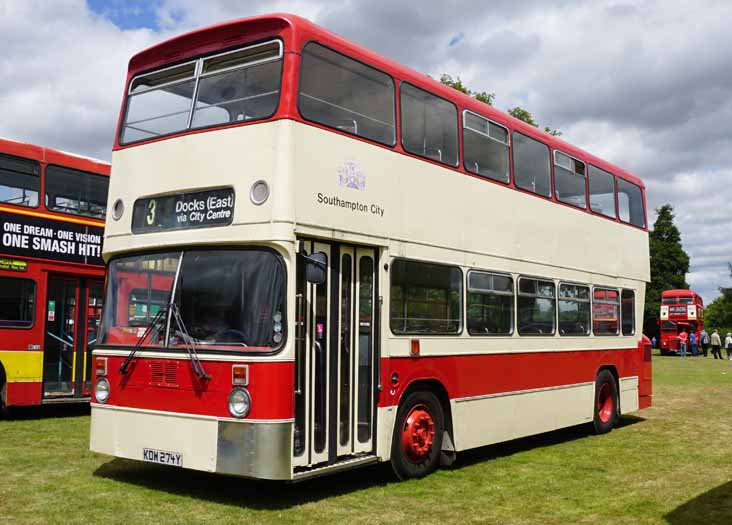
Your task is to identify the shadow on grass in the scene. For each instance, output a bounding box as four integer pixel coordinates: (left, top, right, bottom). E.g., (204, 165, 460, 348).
(92, 414, 645, 510)
(665, 481, 732, 525)
(94, 458, 395, 510)
(453, 414, 645, 469)
(1, 403, 90, 421)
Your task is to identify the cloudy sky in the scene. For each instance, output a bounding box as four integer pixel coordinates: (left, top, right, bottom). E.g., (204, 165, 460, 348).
(1, 0, 730, 303)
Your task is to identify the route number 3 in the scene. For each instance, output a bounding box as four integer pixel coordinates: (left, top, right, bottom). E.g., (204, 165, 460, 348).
(146, 199, 157, 225)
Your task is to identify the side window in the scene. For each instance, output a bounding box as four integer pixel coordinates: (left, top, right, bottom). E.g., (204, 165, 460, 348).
(0, 277, 35, 328)
(593, 288, 619, 335)
(621, 289, 635, 336)
(517, 277, 555, 335)
(467, 271, 514, 335)
(299, 43, 396, 146)
(45, 165, 109, 219)
(462, 111, 510, 184)
(617, 178, 646, 228)
(513, 132, 551, 197)
(588, 165, 616, 218)
(400, 83, 458, 166)
(390, 259, 462, 334)
(0, 152, 40, 207)
(558, 283, 590, 336)
(554, 151, 586, 209)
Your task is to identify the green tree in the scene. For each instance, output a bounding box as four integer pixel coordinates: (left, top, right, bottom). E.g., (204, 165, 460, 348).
(440, 74, 495, 106)
(508, 106, 562, 137)
(643, 204, 690, 338)
(706, 263, 732, 332)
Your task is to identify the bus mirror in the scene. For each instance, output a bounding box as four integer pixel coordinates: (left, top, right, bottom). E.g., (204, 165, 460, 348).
(305, 252, 327, 285)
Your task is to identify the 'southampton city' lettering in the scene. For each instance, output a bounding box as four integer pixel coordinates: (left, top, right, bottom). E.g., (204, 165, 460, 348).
(317, 193, 384, 217)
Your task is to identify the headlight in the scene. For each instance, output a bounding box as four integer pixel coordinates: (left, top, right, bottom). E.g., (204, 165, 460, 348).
(228, 388, 251, 418)
(94, 378, 110, 404)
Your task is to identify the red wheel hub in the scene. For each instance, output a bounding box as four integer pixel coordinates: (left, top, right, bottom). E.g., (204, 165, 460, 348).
(597, 382, 614, 424)
(401, 404, 435, 462)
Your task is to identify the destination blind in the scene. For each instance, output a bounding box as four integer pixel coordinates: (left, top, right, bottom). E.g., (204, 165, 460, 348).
(132, 188, 235, 233)
(0, 211, 103, 266)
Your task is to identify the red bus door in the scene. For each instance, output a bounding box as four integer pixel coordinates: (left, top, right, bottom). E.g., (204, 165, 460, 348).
(293, 240, 378, 469)
(43, 275, 104, 399)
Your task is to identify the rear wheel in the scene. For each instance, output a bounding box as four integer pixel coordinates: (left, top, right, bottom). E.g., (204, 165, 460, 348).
(593, 370, 618, 434)
(390, 390, 444, 480)
(0, 368, 7, 418)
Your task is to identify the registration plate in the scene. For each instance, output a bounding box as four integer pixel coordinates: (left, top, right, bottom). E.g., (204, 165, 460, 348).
(142, 448, 183, 467)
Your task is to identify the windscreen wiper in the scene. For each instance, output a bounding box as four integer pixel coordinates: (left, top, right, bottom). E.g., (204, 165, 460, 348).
(169, 303, 210, 380)
(119, 305, 168, 375)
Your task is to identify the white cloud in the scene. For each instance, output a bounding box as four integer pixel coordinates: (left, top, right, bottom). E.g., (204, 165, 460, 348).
(1, 0, 730, 304)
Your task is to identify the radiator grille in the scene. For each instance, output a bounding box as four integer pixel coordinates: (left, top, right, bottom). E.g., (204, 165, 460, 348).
(150, 360, 178, 387)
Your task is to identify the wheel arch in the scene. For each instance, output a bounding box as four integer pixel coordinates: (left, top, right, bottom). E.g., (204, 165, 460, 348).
(0, 360, 7, 407)
(397, 377, 454, 445)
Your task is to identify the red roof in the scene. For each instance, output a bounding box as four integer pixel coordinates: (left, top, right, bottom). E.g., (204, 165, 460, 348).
(0, 136, 110, 175)
(124, 13, 643, 189)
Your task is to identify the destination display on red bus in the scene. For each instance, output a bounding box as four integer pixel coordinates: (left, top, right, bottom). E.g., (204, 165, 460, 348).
(0, 210, 103, 265)
(131, 187, 235, 233)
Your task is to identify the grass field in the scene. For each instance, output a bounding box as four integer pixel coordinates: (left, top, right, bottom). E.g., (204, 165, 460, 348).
(2, 353, 732, 524)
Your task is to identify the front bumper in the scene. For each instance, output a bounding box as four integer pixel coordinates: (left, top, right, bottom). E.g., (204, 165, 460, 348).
(90, 404, 293, 480)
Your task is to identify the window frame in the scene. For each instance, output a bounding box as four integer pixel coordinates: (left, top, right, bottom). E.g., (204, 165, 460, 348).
(120, 39, 284, 146)
(557, 281, 591, 337)
(615, 177, 646, 229)
(399, 82, 460, 167)
(592, 286, 620, 336)
(461, 109, 511, 184)
(553, 150, 587, 210)
(517, 275, 556, 336)
(389, 257, 464, 336)
(621, 288, 636, 336)
(0, 276, 37, 330)
(511, 131, 553, 199)
(44, 163, 110, 219)
(466, 269, 515, 336)
(297, 41, 397, 148)
(0, 152, 41, 210)
(588, 164, 617, 220)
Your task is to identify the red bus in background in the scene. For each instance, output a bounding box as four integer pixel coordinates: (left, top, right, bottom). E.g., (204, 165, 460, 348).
(658, 289, 704, 355)
(0, 137, 109, 410)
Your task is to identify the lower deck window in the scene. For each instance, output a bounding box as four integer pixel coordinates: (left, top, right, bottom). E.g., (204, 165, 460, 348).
(558, 283, 590, 335)
(593, 288, 619, 335)
(0, 277, 35, 328)
(467, 271, 513, 335)
(518, 277, 555, 335)
(390, 259, 462, 334)
(621, 289, 635, 336)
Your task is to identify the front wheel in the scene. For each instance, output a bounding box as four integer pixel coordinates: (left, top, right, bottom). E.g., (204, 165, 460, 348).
(593, 370, 618, 434)
(390, 390, 444, 480)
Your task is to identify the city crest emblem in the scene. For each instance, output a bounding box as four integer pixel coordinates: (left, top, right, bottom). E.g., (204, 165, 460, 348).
(338, 161, 366, 190)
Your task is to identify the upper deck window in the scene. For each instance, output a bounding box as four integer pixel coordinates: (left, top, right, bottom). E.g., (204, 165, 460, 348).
(45, 165, 109, 219)
(0, 152, 40, 208)
(617, 178, 646, 228)
(299, 43, 395, 146)
(462, 111, 510, 184)
(513, 132, 551, 198)
(554, 151, 586, 209)
(588, 165, 616, 218)
(120, 40, 283, 145)
(400, 83, 458, 166)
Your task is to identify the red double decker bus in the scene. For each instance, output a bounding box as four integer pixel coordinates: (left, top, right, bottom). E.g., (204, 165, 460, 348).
(0, 137, 109, 410)
(658, 289, 704, 355)
(89, 14, 651, 480)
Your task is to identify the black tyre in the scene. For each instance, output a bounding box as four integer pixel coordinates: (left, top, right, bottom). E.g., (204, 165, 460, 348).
(390, 390, 444, 480)
(592, 370, 618, 435)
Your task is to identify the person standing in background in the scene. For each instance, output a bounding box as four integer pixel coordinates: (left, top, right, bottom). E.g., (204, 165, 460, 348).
(711, 329, 723, 360)
(700, 329, 710, 357)
(679, 329, 688, 357)
(690, 331, 698, 357)
(652, 336, 657, 349)
(726, 332, 732, 360)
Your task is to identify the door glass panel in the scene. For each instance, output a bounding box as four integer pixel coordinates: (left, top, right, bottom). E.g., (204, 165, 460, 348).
(313, 251, 328, 454)
(339, 254, 353, 447)
(357, 256, 374, 443)
(43, 278, 77, 395)
(85, 281, 104, 387)
(294, 259, 306, 457)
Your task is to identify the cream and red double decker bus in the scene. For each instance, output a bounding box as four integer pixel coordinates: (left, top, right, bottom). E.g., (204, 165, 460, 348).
(90, 14, 652, 480)
(0, 137, 108, 411)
